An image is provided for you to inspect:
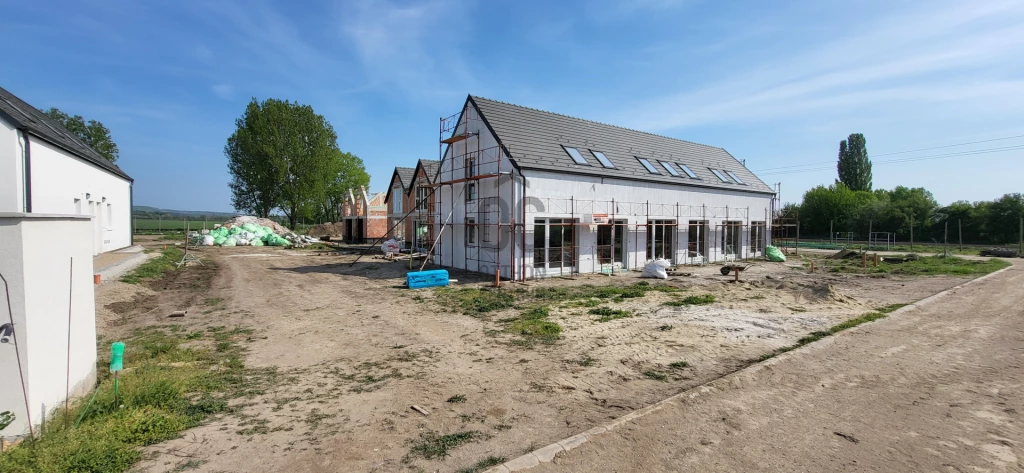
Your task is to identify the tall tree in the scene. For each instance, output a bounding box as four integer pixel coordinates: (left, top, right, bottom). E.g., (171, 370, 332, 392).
(225, 98, 353, 229)
(836, 133, 872, 191)
(320, 150, 370, 222)
(42, 108, 120, 162)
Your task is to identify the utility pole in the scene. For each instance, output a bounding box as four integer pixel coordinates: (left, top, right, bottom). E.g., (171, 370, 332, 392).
(830, 220, 833, 245)
(944, 221, 949, 257)
(958, 219, 963, 252)
(910, 215, 914, 252)
(1019, 216, 1023, 255)
(795, 220, 800, 255)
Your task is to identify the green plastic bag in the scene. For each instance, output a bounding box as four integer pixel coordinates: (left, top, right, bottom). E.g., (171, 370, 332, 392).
(229, 227, 242, 235)
(241, 223, 258, 232)
(213, 236, 227, 246)
(766, 246, 786, 262)
(251, 238, 264, 246)
(222, 237, 237, 247)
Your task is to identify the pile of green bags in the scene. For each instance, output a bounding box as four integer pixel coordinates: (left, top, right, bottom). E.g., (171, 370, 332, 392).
(204, 224, 291, 247)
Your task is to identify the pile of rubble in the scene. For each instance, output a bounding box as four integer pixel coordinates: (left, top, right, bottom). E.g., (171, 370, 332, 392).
(187, 216, 320, 248)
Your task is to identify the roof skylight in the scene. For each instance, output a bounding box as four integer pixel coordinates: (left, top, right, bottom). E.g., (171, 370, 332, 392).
(637, 157, 659, 174)
(591, 150, 614, 168)
(564, 147, 589, 165)
(660, 161, 681, 176)
(677, 164, 698, 178)
(725, 170, 745, 184)
(709, 168, 731, 182)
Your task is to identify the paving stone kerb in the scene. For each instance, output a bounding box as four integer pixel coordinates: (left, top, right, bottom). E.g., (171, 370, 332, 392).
(483, 264, 1015, 473)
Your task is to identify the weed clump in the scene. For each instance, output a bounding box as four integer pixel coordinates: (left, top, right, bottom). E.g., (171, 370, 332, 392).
(406, 430, 482, 460)
(446, 394, 467, 404)
(664, 294, 716, 306)
(589, 307, 632, 322)
(642, 370, 667, 381)
(120, 248, 183, 284)
(456, 456, 507, 473)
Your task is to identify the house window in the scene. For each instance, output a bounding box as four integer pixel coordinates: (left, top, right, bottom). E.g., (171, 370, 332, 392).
(466, 217, 477, 245)
(416, 186, 430, 211)
(107, 204, 113, 228)
(677, 164, 698, 178)
(722, 221, 743, 255)
(751, 222, 766, 255)
(725, 171, 745, 184)
(637, 157, 659, 174)
(709, 168, 730, 182)
(659, 161, 681, 177)
(564, 147, 589, 165)
(688, 220, 708, 258)
(465, 182, 476, 202)
(591, 150, 614, 168)
(533, 218, 577, 275)
(647, 220, 676, 260)
(482, 210, 493, 243)
(465, 154, 477, 178)
(392, 186, 403, 213)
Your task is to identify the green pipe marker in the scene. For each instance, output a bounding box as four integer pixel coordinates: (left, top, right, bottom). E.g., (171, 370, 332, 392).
(110, 342, 125, 373)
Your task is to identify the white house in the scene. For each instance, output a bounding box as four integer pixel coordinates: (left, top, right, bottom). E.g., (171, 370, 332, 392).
(430, 96, 777, 280)
(0, 85, 133, 255)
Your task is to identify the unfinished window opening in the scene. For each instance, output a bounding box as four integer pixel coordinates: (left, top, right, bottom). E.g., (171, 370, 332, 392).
(637, 157, 659, 174)
(660, 162, 681, 177)
(722, 221, 743, 256)
(466, 217, 477, 245)
(465, 182, 476, 202)
(481, 200, 496, 244)
(106, 204, 112, 229)
(591, 150, 614, 168)
(725, 171, 745, 184)
(709, 168, 730, 182)
(597, 220, 627, 268)
(416, 186, 430, 211)
(465, 153, 477, 178)
(564, 147, 589, 165)
(687, 220, 708, 261)
(677, 164, 698, 178)
(392, 186, 403, 213)
(647, 219, 676, 261)
(414, 220, 429, 251)
(751, 221, 766, 255)
(533, 218, 577, 275)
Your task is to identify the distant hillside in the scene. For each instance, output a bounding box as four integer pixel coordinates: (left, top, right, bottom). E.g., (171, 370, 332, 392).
(133, 205, 239, 220)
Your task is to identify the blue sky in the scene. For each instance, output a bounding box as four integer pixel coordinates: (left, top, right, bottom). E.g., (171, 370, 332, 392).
(2, 0, 1022, 212)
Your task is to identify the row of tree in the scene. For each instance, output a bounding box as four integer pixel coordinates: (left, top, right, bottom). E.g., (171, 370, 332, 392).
(225, 98, 369, 229)
(784, 133, 1023, 245)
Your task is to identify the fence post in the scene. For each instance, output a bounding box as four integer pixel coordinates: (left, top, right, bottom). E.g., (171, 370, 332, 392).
(158, 216, 161, 232)
(910, 215, 914, 252)
(830, 220, 833, 244)
(868, 220, 872, 250)
(958, 219, 962, 252)
(795, 220, 800, 255)
(1019, 216, 1023, 255)
(944, 221, 949, 257)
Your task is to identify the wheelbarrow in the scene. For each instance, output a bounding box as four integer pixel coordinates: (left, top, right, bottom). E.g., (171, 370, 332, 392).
(720, 263, 756, 276)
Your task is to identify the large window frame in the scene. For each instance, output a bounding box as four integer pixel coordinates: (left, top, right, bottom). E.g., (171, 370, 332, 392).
(647, 219, 677, 261)
(533, 218, 578, 275)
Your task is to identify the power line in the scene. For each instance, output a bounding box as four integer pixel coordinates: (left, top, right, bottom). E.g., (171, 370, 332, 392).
(757, 145, 1024, 176)
(753, 133, 1024, 173)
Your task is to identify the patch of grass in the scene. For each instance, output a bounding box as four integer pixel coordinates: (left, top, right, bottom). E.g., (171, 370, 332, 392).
(755, 306, 909, 363)
(568, 355, 597, 367)
(507, 318, 562, 342)
(825, 255, 1009, 276)
(434, 288, 516, 315)
(493, 424, 513, 431)
(0, 324, 268, 473)
(120, 248, 184, 284)
(663, 294, 716, 306)
(447, 394, 467, 404)
(657, 324, 674, 331)
(668, 360, 689, 369)
(203, 297, 223, 306)
(642, 370, 667, 381)
(789, 306, 808, 313)
(456, 456, 507, 473)
(589, 307, 632, 322)
(406, 430, 482, 461)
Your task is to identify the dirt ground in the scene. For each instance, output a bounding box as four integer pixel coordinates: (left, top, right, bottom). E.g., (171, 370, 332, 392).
(97, 243, 977, 473)
(532, 261, 1023, 473)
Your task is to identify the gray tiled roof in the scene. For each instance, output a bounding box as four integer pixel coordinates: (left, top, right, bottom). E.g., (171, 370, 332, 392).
(468, 96, 772, 194)
(418, 159, 440, 184)
(0, 85, 132, 181)
(385, 166, 415, 203)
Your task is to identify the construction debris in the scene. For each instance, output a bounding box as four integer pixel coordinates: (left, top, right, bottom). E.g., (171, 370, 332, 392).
(187, 216, 321, 248)
(307, 222, 346, 239)
(411, 405, 430, 416)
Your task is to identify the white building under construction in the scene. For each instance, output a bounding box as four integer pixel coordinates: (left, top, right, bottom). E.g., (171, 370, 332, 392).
(427, 96, 777, 281)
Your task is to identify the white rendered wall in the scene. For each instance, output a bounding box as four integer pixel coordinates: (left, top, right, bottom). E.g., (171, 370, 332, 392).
(521, 169, 773, 278)
(0, 215, 97, 438)
(26, 138, 132, 254)
(0, 118, 24, 213)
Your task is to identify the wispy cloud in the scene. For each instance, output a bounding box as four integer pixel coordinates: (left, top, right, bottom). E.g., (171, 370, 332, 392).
(211, 84, 234, 100)
(336, 0, 477, 103)
(618, 0, 1024, 131)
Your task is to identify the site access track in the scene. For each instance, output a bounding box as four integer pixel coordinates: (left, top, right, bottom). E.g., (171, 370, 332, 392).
(527, 260, 1024, 473)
